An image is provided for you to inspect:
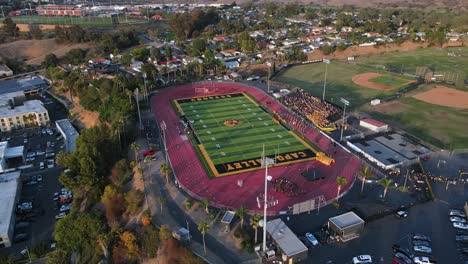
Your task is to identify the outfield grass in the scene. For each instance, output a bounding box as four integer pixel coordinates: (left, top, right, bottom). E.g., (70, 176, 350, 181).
(176, 93, 316, 176)
(275, 61, 402, 109)
(359, 46, 468, 78)
(366, 96, 468, 149)
(4, 15, 146, 26)
(369, 75, 410, 87)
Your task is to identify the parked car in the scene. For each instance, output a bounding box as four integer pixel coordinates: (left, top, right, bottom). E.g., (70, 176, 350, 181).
(352, 255, 372, 264)
(394, 252, 412, 264)
(39, 162, 44, 170)
(59, 204, 71, 212)
(449, 209, 466, 217)
(450, 216, 466, 223)
(53, 192, 59, 201)
(392, 244, 414, 258)
(47, 159, 54, 168)
(413, 245, 432, 254)
(36, 175, 42, 182)
(299, 237, 311, 247)
(413, 256, 436, 264)
(413, 234, 431, 242)
(463, 248, 468, 255)
(55, 212, 67, 220)
(305, 232, 319, 246)
(143, 150, 155, 157)
(413, 240, 430, 247)
(16, 222, 30, 229)
(14, 233, 29, 243)
(456, 235, 468, 243)
(396, 211, 408, 218)
(453, 222, 468, 230)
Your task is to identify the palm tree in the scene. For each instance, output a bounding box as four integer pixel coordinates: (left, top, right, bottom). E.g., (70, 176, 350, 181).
(202, 199, 210, 214)
(235, 206, 249, 229)
(378, 178, 394, 199)
(158, 196, 165, 213)
(159, 163, 171, 184)
(250, 213, 261, 244)
(131, 142, 140, 166)
(336, 176, 348, 201)
(360, 166, 376, 193)
(198, 222, 210, 256)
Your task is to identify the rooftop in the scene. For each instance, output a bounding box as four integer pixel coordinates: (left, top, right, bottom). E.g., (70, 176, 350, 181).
(329, 211, 364, 229)
(221, 210, 236, 224)
(0, 100, 47, 118)
(0, 171, 21, 237)
(266, 218, 308, 257)
(0, 91, 25, 108)
(360, 118, 387, 128)
(0, 76, 47, 95)
(56, 119, 79, 152)
(0, 64, 12, 72)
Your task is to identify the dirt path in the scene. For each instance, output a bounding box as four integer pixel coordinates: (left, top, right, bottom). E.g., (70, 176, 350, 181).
(412, 86, 468, 109)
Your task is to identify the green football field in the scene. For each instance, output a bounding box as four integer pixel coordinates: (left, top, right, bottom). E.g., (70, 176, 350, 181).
(4, 15, 146, 26)
(175, 93, 317, 176)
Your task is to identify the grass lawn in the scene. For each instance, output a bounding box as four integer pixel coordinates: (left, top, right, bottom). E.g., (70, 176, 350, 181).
(365, 96, 468, 149)
(176, 93, 317, 176)
(359, 46, 468, 78)
(275, 61, 403, 109)
(5, 15, 146, 26)
(368, 75, 411, 88)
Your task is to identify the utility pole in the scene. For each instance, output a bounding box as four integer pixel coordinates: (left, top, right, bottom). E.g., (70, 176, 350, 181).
(339, 98, 349, 142)
(322, 59, 330, 101)
(266, 61, 272, 93)
(262, 145, 274, 252)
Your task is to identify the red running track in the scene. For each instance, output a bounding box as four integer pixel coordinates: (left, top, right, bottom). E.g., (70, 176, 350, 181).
(151, 82, 360, 215)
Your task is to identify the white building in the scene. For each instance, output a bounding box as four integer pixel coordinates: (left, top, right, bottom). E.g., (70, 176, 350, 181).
(0, 171, 22, 248)
(0, 97, 49, 132)
(360, 118, 388, 132)
(0, 64, 13, 77)
(56, 119, 79, 153)
(0, 141, 24, 173)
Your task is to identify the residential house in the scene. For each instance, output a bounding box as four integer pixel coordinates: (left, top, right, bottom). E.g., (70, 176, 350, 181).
(130, 61, 144, 72)
(222, 57, 240, 69)
(88, 58, 111, 65)
(220, 49, 241, 57)
(151, 14, 163, 20)
(0, 65, 13, 77)
(213, 35, 229, 42)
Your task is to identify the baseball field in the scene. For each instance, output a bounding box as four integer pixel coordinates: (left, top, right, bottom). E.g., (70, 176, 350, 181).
(276, 46, 468, 149)
(174, 92, 318, 177)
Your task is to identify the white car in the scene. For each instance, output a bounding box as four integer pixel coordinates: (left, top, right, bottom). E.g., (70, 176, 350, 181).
(352, 255, 372, 264)
(59, 204, 71, 212)
(55, 212, 67, 219)
(413, 245, 432, 254)
(450, 216, 466, 223)
(453, 222, 468, 230)
(413, 256, 436, 264)
(449, 209, 466, 217)
(305, 232, 318, 246)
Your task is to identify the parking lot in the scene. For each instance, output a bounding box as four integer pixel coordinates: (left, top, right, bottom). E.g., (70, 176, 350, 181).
(0, 92, 71, 257)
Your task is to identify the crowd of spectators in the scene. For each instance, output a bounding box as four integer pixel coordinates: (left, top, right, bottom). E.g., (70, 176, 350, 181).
(272, 177, 304, 197)
(281, 89, 341, 128)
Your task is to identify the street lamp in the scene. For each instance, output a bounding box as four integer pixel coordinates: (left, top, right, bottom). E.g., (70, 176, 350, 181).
(266, 61, 272, 94)
(160, 121, 168, 163)
(261, 145, 275, 252)
(322, 59, 330, 101)
(134, 88, 143, 131)
(339, 98, 350, 142)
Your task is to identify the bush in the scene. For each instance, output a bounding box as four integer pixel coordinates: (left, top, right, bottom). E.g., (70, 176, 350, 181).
(184, 199, 193, 210)
(209, 212, 216, 220)
(239, 240, 246, 250)
(332, 200, 340, 209)
(125, 189, 144, 213)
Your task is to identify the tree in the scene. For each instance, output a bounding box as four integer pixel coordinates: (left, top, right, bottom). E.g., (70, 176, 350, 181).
(125, 189, 144, 213)
(202, 199, 210, 214)
(336, 176, 347, 200)
(140, 224, 159, 258)
(159, 224, 171, 241)
(359, 166, 376, 193)
(101, 185, 126, 225)
(120, 231, 139, 260)
(29, 24, 42, 40)
(142, 210, 152, 226)
(235, 206, 249, 229)
(250, 213, 261, 244)
(2, 17, 19, 38)
(191, 37, 207, 56)
(131, 142, 140, 166)
(378, 178, 394, 199)
(164, 45, 172, 60)
(159, 163, 171, 184)
(42, 53, 59, 69)
(198, 222, 210, 256)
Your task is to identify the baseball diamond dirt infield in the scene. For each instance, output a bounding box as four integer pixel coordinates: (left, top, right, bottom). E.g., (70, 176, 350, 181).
(152, 83, 360, 215)
(412, 86, 468, 109)
(352, 72, 415, 90)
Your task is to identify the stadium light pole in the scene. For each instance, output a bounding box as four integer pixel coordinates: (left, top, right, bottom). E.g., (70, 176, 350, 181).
(322, 59, 330, 101)
(339, 98, 350, 142)
(266, 61, 272, 94)
(134, 88, 143, 131)
(262, 145, 274, 252)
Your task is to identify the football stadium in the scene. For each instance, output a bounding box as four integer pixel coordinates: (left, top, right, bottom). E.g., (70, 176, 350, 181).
(152, 82, 360, 215)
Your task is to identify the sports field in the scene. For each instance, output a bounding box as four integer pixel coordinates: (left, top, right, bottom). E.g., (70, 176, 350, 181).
(4, 15, 146, 26)
(369, 75, 409, 87)
(174, 92, 318, 177)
